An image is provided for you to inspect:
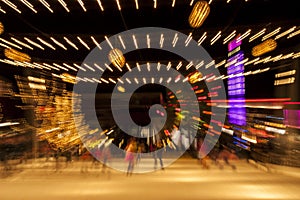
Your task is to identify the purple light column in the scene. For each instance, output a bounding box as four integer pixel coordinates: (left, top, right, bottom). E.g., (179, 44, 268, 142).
(227, 39, 246, 126)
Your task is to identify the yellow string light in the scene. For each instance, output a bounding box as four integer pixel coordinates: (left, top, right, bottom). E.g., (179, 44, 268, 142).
(0, 22, 4, 35)
(108, 48, 125, 69)
(4, 48, 31, 62)
(252, 39, 277, 57)
(188, 1, 210, 28)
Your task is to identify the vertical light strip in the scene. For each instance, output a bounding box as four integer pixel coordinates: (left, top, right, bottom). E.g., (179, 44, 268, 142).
(160, 34, 164, 48)
(118, 35, 126, 49)
(97, 0, 104, 11)
(210, 31, 221, 45)
(109, 78, 116, 84)
(73, 63, 86, 71)
(91, 36, 102, 50)
(77, 36, 90, 50)
(147, 62, 151, 71)
(116, 0, 121, 10)
(223, 30, 236, 44)
(92, 78, 101, 83)
(159, 77, 163, 83)
(37, 37, 56, 50)
(43, 63, 60, 71)
(63, 63, 77, 71)
(215, 59, 226, 68)
(172, 33, 178, 47)
(2, 0, 21, 13)
(195, 60, 204, 69)
(157, 62, 161, 71)
(0, 7, 6, 13)
(166, 61, 172, 71)
(190, 0, 194, 6)
(249, 28, 266, 42)
(275, 26, 296, 40)
(147, 34, 151, 48)
(197, 32, 207, 46)
(104, 36, 114, 49)
(205, 60, 215, 68)
(126, 63, 132, 71)
(132, 35, 138, 49)
(101, 78, 109, 84)
(53, 63, 68, 71)
(0, 42, 10, 48)
(287, 29, 300, 39)
(244, 57, 260, 66)
(0, 38, 22, 49)
(58, 0, 70, 12)
(262, 27, 281, 41)
(11, 37, 33, 50)
(94, 63, 104, 71)
(237, 29, 251, 42)
(50, 37, 67, 50)
(154, 0, 157, 8)
(117, 78, 124, 84)
(176, 61, 182, 70)
(134, 78, 139, 84)
(64, 37, 79, 50)
(186, 61, 193, 70)
(136, 62, 141, 71)
(20, 0, 37, 13)
(39, 0, 53, 13)
(77, 0, 87, 12)
(34, 62, 50, 70)
(125, 78, 131, 84)
(104, 63, 113, 72)
(24, 37, 44, 50)
(172, 0, 176, 7)
(83, 63, 95, 71)
(167, 77, 172, 83)
(135, 0, 139, 9)
(185, 32, 193, 47)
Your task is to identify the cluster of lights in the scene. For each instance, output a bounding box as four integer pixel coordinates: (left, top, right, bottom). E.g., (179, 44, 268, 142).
(35, 91, 82, 151)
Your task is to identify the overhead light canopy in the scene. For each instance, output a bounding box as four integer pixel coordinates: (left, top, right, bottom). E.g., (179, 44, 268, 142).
(188, 1, 210, 28)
